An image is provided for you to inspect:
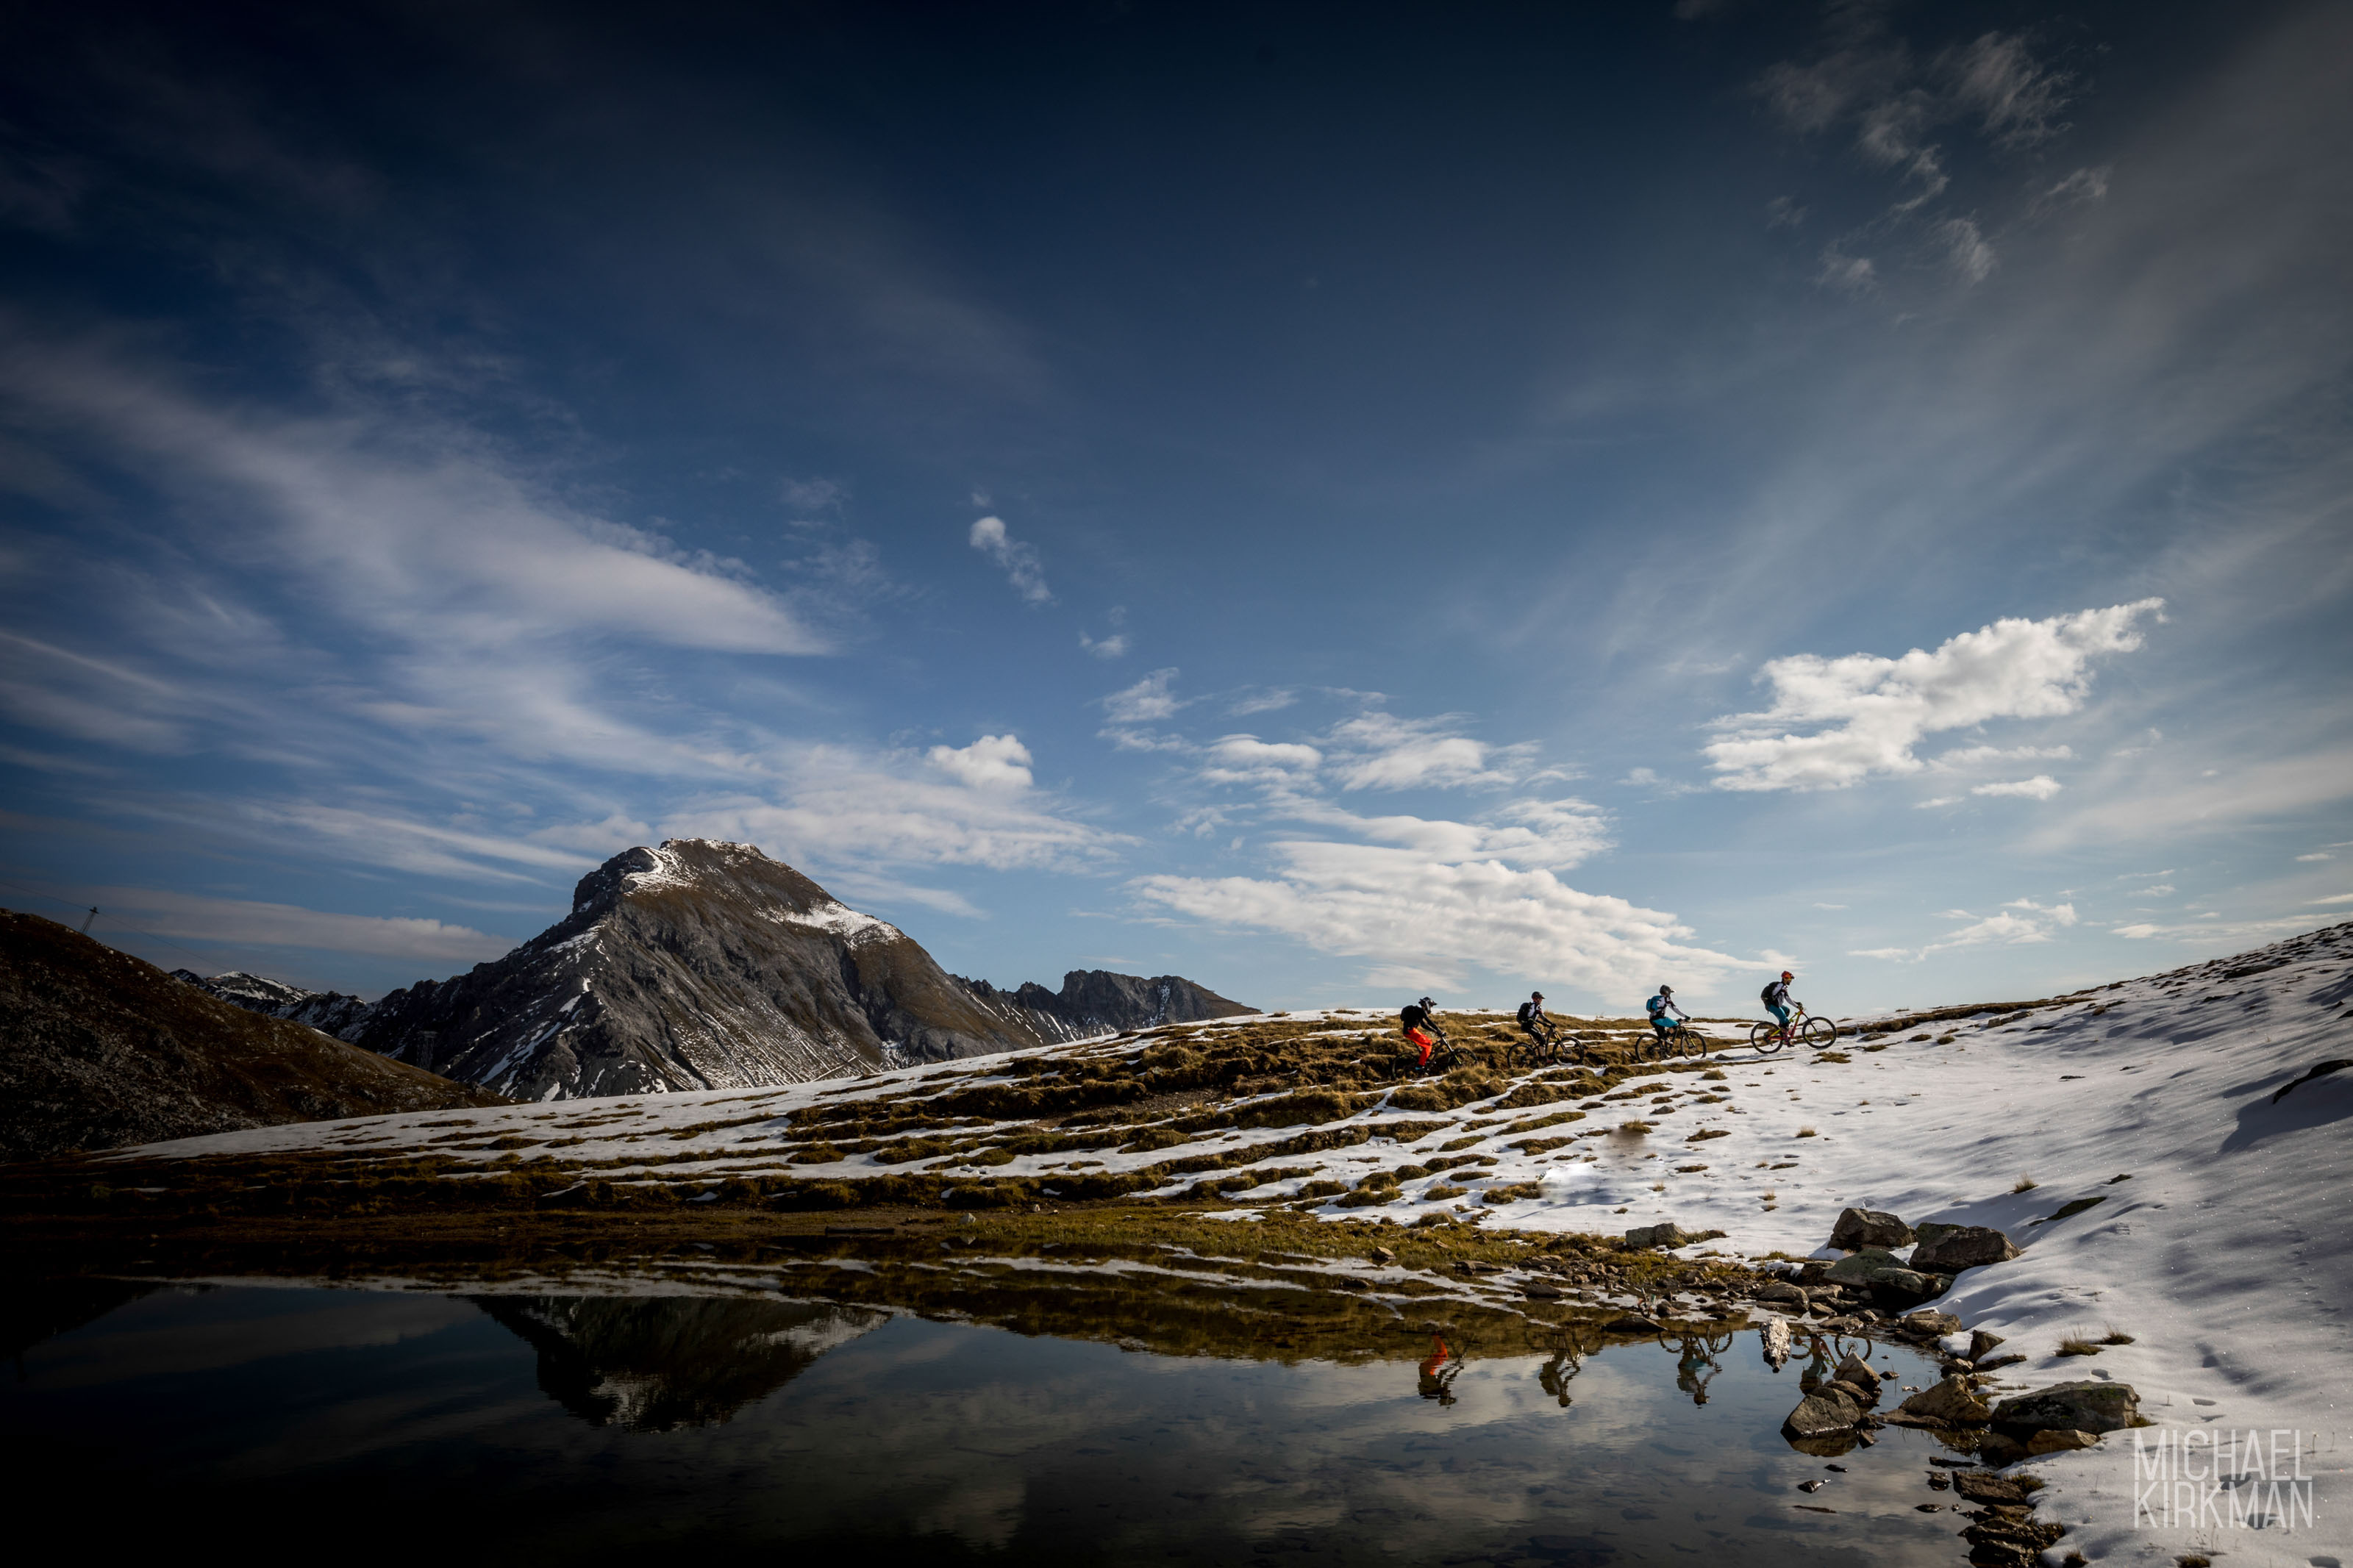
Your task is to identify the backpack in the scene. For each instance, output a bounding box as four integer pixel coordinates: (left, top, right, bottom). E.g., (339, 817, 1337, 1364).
(1646, 995, 1665, 1017)
(1760, 982, 1778, 1006)
(1515, 1000, 1535, 1027)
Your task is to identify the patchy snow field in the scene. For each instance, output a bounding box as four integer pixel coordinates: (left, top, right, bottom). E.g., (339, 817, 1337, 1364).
(117, 924, 2353, 1563)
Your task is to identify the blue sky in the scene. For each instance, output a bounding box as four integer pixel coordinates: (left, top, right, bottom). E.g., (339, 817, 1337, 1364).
(2, 0, 2348, 1016)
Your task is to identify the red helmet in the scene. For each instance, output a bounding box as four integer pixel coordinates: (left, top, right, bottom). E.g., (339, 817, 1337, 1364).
(1780, 970, 1793, 980)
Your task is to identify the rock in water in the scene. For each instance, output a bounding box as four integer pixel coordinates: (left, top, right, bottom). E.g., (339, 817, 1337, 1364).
(1990, 1381, 2141, 1435)
(1951, 1471, 2028, 1506)
(1829, 1207, 1914, 1249)
(1896, 1375, 1993, 1426)
(1785, 1384, 1866, 1436)
(1760, 1317, 1793, 1370)
(1909, 1225, 2022, 1272)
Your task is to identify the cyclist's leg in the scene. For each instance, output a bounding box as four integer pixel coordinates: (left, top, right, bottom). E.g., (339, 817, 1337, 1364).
(1769, 1003, 1791, 1039)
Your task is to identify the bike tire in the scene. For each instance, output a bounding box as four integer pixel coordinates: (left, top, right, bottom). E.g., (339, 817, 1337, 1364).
(1749, 1022, 1785, 1055)
(1802, 1017, 1840, 1048)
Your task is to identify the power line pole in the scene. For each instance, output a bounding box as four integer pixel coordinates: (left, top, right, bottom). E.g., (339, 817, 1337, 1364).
(80, 905, 99, 934)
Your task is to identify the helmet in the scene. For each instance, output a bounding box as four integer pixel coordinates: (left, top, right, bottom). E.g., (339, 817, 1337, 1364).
(1418, 996, 1434, 1009)
(1658, 984, 1674, 995)
(1531, 990, 1544, 1000)
(1781, 970, 1794, 980)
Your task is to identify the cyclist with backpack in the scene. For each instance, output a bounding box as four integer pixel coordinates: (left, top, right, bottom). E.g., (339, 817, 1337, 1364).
(1401, 996, 1445, 1069)
(1645, 984, 1688, 1047)
(1515, 991, 1556, 1055)
(1761, 971, 1799, 1042)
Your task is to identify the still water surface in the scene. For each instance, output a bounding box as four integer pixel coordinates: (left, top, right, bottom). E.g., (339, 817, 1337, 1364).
(3, 1280, 1975, 1565)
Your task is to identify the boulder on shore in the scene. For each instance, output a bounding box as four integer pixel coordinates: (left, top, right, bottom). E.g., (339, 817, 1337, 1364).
(1896, 1375, 1993, 1426)
(2027, 1428, 2102, 1454)
(1824, 1247, 1907, 1282)
(1990, 1380, 2141, 1435)
(1624, 1222, 1710, 1249)
(1829, 1206, 1914, 1250)
(1902, 1309, 1963, 1336)
(1909, 1225, 2021, 1272)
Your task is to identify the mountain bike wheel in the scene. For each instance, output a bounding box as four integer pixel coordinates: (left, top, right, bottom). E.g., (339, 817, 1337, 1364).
(1681, 1029, 1712, 1060)
(1799, 1017, 1840, 1049)
(1749, 1021, 1785, 1055)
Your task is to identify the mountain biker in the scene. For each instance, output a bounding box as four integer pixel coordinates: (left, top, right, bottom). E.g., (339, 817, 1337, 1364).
(1515, 990, 1555, 1053)
(1401, 996, 1444, 1069)
(1645, 984, 1688, 1045)
(1761, 971, 1798, 1042)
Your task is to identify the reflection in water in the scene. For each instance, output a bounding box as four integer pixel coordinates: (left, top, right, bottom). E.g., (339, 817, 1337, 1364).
(1414, 1334, 1462, 1406)
(3, 1276, 160, 1377)
(473, 1295, 885, 1431)
(1664, 1330, 1729, 1406)
(1, 1276, 1975, 1565)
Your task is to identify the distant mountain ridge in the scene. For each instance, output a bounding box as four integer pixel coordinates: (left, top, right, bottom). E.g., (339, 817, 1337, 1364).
(172, 840, 1254, 1100)
(1, 910, 501, 1160)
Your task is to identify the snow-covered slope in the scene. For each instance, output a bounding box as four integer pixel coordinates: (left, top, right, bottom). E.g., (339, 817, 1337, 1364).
(113, 920, 2352, 1559)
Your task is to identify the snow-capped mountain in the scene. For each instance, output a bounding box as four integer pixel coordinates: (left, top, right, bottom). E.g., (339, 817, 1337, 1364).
(340, 840, 1254, 1100)
(171, 969, 374, 1037)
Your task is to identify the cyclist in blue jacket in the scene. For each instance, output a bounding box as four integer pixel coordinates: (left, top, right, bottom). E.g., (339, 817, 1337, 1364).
(1645, 984, 1688, 1046)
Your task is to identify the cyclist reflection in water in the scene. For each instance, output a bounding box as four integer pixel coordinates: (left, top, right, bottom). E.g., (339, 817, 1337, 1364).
(1668, 1332, 1726, 1406)
(1538, 1345, 1581, 1408)
(1417, 1336, 1462, 1406)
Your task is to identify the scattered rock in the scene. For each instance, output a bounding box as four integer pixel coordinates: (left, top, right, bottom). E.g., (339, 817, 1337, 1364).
(1831, 1354, 1882, 1406)
(1910, 1225, 2021, 1272)
(1903, 1309, 1963, 1336)
(1829, 1206, 1915, 1250)
(1624, 1222, 1704, 1249)
(1754, 1280, 1810, 1306)
(1915, 1503, 1940, 1512)
(1975, 1433, 2029, 1467)
(1990, 1380, 2141, 1435)
(1785, 1383, 1868, 1437)
(1760, 1317, 1793, 1370)
(1605, 1314, 1661, 1333)
(1897, 1375, 1993, 1426)
(1968, 1330, 2007, 1362)
(1866, 1267, 1949, 1306)
(1824, 1247, 1905, 1283)
(1797, 1478, 1828, 1493)
(1523, 1280, 1564, 1300)
(1952, 1471, 2029, 1506)
(1371, 1245, 1397, 1264)
(2027, 1428, 2102, 1454)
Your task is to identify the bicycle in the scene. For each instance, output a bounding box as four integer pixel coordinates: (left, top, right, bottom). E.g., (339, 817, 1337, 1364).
(1510, 1022, 1582, 1070)
(1750, 1005, 1838, 1055)
(1392, 1031, 1467, 1076)
(1651, 1024, 1711, 1062)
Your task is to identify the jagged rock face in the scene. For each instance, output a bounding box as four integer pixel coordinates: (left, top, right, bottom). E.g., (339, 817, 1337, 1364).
(963, 967, 1255, 1042)
(171, 969, 374, 1037)
(348, 840, 1087, 1099)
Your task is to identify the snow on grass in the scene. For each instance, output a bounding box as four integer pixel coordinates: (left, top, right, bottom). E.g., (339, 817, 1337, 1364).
(109, 923, 2353, 1558)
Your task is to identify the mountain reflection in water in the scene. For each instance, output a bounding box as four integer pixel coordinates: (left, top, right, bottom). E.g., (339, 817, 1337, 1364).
(1, 1277, 1979, 1566)
(472, 1295, 885, 1431)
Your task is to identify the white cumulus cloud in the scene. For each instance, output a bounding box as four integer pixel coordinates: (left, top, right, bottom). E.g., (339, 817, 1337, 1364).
(926, 734, 1035, 790)
(1704, 600, 2163, 792)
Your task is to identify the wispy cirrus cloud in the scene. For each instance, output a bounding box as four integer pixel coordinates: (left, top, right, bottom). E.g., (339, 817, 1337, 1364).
(1704, 601, 2162, 792)
(968, 515, 1052, 606)
(88, 885, 513, 964)
(1852, 898, 2077, 961)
